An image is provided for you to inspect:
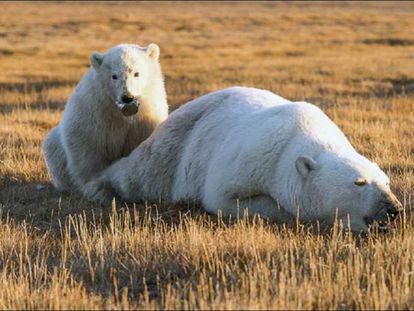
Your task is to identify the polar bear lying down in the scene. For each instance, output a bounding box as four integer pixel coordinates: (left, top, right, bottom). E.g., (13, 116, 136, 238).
(86, 87, 402, 232)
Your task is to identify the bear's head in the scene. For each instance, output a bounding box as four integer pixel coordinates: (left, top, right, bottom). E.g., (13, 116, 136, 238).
(90, 43, 160, 116)
(295, 151, 402, 233)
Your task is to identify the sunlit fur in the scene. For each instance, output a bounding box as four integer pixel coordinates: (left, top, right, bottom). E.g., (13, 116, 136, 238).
(42, 44, 168, 196)
(88, 87, 401, 232)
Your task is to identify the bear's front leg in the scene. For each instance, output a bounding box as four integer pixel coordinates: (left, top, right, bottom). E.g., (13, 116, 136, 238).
(205, 192, 284, 220)
(84, 174, 117, 205)
(83, 156, 137, 205)
(63, 141, 110, 198)
(42, 126, 74, 192)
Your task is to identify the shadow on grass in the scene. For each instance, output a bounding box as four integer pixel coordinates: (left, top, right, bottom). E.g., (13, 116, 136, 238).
(0, 79, 75, 93)
(382, 77, 414, 95)
(0, 178, 207, 234)
(0, 79, 75, 114)
(362, 38, 414, 46)
(0, 99, 66, 114)
(3, 178, 407, 243)
(0, 179, 103, 232)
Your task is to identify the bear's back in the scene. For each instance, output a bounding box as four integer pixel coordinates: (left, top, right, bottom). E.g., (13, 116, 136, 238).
(287, 102, 353, 152)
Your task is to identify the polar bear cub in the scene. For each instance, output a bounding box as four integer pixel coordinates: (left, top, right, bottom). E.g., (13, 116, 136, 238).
(87, 87, 402, 232)
(42, 43, 168, 197)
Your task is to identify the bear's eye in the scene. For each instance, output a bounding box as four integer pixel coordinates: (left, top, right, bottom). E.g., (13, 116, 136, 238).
(354, 179, 367, 186)
(112, 74, 118, 80)
(134, 72, 139, 78)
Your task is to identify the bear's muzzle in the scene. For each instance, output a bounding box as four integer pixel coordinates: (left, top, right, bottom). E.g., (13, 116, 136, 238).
(364, 192, 403, 233)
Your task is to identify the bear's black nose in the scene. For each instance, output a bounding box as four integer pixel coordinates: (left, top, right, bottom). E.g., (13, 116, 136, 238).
(386, 200, 402, 221)
(122, 95, 135, 104)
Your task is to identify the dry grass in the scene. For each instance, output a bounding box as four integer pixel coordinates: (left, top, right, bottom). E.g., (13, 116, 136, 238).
(0, 1, 413, 309)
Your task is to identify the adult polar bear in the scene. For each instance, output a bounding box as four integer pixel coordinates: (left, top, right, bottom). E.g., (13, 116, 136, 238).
(87, 87, 402, 232)
(43, 43, 168, 195)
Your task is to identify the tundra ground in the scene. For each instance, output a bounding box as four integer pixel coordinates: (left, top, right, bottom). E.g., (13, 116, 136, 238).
(0, 2, 413, 309)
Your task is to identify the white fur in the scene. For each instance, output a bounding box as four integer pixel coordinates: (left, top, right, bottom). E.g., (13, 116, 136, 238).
(42, 43, 168, 196)
(88, 87, 401, 232)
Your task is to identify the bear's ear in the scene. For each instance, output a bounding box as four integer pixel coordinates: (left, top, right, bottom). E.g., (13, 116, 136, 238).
(90, 52, 104, 69)
(146, 43, 160, 61)
(295, 156, 318, 178)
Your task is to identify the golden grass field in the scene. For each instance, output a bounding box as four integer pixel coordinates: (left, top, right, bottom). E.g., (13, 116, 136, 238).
(0, 1, 414, 309)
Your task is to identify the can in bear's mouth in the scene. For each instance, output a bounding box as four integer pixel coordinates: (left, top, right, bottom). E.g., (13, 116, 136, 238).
(117, 99, 140, 116)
